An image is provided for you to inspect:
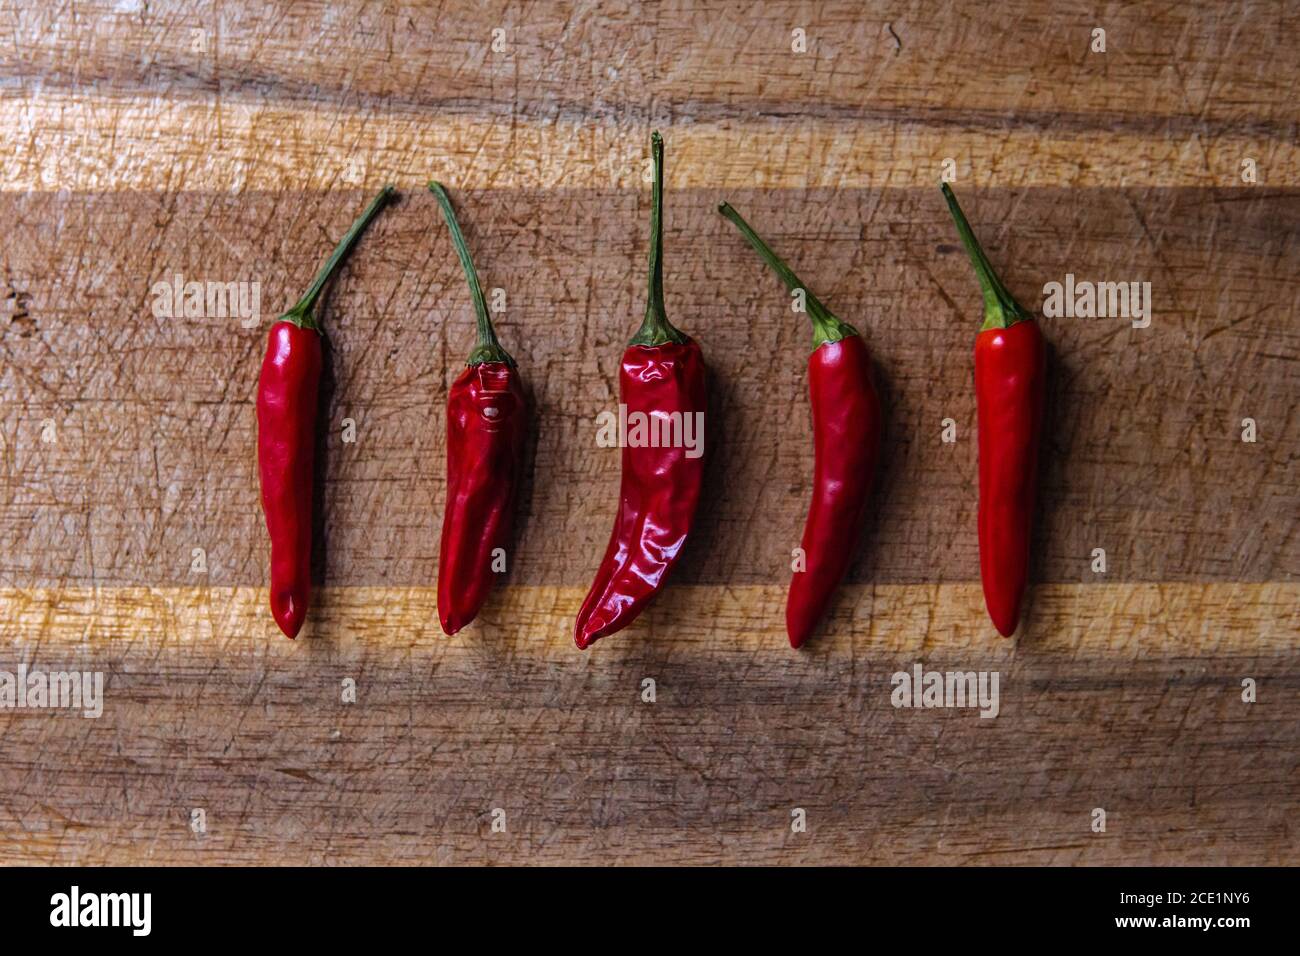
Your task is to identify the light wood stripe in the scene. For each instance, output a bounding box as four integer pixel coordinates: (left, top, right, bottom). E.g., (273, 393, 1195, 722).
(2, 584, 1294, 655)
(2, 93, 1293, 191)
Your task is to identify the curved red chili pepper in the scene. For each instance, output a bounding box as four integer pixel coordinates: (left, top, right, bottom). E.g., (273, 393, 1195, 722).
(575, 132, 707, 650)
(942, 184, 1047, 637)
(718, 203, 882, 649)
(429, 182, 528, 635)
(256, 186, 394, 639)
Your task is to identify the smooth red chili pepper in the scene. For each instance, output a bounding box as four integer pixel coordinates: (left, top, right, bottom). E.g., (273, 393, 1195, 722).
(575, 132, 707, 650)
(718, 203, 883, 649)
(257, 186, 393, 639)
(942, 184, 1047, 637)
(429, 182, 528, 635)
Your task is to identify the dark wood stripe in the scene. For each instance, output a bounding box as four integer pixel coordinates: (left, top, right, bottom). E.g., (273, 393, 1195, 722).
(1, 187, 1296, 586)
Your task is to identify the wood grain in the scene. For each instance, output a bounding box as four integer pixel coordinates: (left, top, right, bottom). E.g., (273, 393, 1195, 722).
(0, 0, 1295, 866)
(2, 188, 1295, 586)
(0, 584, 1294, 865)
(4, 583, 1295, 654)
(5, 92, 1296, 190)
(4, 1, 1298, 189)
(7, 2, 1297, 124)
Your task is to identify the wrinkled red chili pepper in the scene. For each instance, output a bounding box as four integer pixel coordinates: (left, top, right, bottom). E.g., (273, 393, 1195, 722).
(942, 184, 1046, 637)
(257, 186, 394, 639)
(718, 202, 882, 649)
(429, 182, 528, 635)
(575, 132, 707, 650)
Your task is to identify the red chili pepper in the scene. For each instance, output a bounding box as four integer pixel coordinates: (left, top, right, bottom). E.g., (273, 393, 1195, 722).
(718, 203, 883, 649)
(942, 184, 1046, 637)
(575, 132, 707, 650)
(429, 182, 528, 635)
(257, 186, 394, 639)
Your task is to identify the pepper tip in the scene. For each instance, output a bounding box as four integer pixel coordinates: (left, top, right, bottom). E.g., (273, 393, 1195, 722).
(274, 616, 303, 640)
(271, 591, 306, 640)
(989, 608, 1020, 638)
(574, 621, 603, 651)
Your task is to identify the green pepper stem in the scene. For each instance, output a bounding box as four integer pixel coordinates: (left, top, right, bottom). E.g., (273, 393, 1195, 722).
(717, 201, 858, 349)
(283, 185, 394, 331)
(429, 181, 515, 367)
(940, 183, 1031, 331)
(629, 131, 688, 347)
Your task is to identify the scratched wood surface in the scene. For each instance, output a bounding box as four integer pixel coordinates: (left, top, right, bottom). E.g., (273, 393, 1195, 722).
(0, 1, 1297, 865)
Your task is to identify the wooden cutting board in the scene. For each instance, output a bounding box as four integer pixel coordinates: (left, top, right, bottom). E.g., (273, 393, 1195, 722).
(0, 1, 1295, 864)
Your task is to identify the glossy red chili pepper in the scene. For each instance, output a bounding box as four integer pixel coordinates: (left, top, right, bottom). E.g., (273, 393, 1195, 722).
(429, 182, 528, 635)
(575, 132, 707, 650)
(718, 203, 882, 649)
(257, 186, 393, 639)
(942, 184, 1046, 637)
